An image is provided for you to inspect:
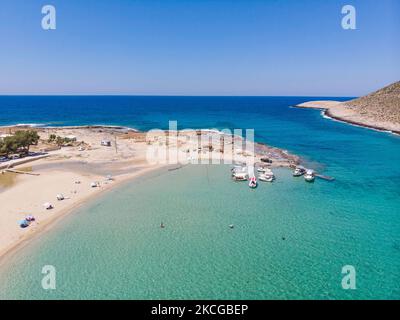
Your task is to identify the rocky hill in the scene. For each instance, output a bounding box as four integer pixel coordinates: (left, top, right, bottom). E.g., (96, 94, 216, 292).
(344, 81, 400, 125)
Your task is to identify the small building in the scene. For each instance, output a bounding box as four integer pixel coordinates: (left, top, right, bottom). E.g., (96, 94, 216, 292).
(101, 140, 112, 147)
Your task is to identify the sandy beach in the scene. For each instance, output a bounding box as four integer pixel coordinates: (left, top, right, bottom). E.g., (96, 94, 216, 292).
(0, 126, 299, 261)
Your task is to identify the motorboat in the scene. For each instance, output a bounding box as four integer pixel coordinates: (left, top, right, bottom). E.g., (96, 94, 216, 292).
(56, 194, 65, 201)
(248, 176, 258, 188)
(259, 173, 274, 182)
(232, 172, 248, 181)
(259, 167, 275, 181)
(304, 170, 315, 182)
(231, 165, 247, 174)
(43, 202, 54, 210)
(293, 166, 306, 177)
(257, 166, 271, 173)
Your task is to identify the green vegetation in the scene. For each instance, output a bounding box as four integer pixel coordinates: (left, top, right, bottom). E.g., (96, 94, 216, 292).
(48, 134, 74, 146)
(0, 130, 40, 158)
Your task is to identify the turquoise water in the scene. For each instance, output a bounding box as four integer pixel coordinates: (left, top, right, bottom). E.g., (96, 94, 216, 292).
(0, 96, 399, 299)
(0, 165, 399, 299)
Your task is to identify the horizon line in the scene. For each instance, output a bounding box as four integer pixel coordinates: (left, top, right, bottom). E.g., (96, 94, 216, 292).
(0, 94, 356, 98)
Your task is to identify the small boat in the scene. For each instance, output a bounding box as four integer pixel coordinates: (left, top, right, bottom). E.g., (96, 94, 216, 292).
(232, 172, 248, 181)
(293, 166, 306, 177)
(231, 165, 247, 174)
(229, 224, 234, 229)
(259, 173, 274, 182)
(160, 222, 165, 229)
(25, 215, 35, 222)
(56, 194, 65, 201)
(257, 166, 270, 173)
(43, 202, 54, 210)
(259, 168, 275, 182)
(304, 170, 315, 182)
(90, 182, 99, 188)
(248, 176, 257, 188)
(260, 157, 272, 163)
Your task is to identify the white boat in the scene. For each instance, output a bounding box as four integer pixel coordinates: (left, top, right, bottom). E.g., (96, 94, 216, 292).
(304, 170, 315, 182)
(232, 172, 248, 181)
(248, 176, 257, 188)
(259, 173, 274, 182)
(293, 166, 306, 177)
(56, 194, 65, 201)
(231, 165, 247, 173)
(259, 168, 275, 181)
(43, 202, 54, 210)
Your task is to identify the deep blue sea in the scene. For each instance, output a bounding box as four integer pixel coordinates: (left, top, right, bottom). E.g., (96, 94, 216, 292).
(0, 96, 399, 299)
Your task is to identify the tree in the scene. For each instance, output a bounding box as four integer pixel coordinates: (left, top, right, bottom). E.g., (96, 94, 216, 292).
(13, 130, 40, 154)
(48, 134, 57, 143)
(0, 139, 6, 156)
(0, 130, 40, 157)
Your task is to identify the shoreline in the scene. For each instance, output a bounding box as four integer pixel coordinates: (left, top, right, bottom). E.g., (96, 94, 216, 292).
(323, 109, 400, 136)
(295, 101, 400, 136)
(0, 164, 166, 264)
(0, 125, 300, 264)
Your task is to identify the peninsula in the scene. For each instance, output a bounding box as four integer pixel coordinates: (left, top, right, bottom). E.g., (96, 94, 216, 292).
(296, 81, 400, 134)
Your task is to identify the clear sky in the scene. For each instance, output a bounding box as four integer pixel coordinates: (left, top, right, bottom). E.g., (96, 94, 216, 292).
(0, 0, 399, 96)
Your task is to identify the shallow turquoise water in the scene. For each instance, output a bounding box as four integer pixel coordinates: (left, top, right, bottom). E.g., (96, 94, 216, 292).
(0, 164, 399, 299)
(0, 96, 399, 299)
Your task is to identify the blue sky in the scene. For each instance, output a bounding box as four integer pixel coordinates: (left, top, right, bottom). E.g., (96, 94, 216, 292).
(0, 0, 398, 96)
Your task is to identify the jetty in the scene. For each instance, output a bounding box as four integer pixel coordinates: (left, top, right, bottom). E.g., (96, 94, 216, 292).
(315, 174, 335, 181)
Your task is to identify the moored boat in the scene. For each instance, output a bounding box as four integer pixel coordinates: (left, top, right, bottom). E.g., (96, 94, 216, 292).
(248, 176, 257, 188)
(257, 166, 268, 173)
(259, 168, 275, 182)
(293, 166, 306, 177)
(304, 170, 315, 182)
(232, 172, 248, 181)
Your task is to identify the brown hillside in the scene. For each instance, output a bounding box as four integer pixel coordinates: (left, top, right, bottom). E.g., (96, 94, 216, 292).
(343, 81, 400, 124)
